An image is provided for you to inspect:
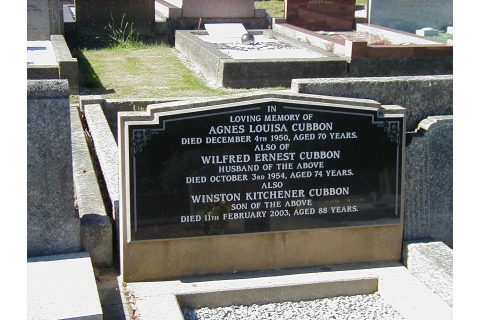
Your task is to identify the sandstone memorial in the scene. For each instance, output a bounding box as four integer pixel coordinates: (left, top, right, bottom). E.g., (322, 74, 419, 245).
(285, 0, 356, 31)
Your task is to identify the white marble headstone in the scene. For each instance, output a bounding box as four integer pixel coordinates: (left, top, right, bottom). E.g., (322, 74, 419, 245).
(28, 0, 50, 40)
(204, 23, 248, 38)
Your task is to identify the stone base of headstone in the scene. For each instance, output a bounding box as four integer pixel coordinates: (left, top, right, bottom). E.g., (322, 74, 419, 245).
(402, 241, 453, 307)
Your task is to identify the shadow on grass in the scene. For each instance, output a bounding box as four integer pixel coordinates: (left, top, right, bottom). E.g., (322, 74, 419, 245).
(77, 49, 116, 96)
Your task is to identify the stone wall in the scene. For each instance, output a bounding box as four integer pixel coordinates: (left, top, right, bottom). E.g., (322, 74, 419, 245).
(291, 75, 453, 132)
(27, 80, 81, 257)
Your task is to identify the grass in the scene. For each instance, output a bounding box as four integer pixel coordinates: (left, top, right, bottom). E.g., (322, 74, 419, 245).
(77, 44, 240, 99)
(105, 13, 144, 49)
(255, 1, 285, 18)
(77, 1, 372, 99)
(431, 31, 453, 41)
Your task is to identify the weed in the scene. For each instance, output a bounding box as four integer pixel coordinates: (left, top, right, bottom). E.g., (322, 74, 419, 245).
(105, 13, 144, 49)
(268, 26, 278, 40)
(324, 42, 335, 53)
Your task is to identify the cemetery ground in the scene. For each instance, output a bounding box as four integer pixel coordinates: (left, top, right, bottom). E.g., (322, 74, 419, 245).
(75, 0, 451, 100)
(75, 41, 453, 320)
(78, 44, 230, 99)
(77, 43, 290, 99)
(26, 1, 455, 319)
(75, 1, 295, 99)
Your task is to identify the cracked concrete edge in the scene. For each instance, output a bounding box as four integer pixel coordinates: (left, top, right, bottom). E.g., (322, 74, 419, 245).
(118, 275, 137, 320)
(125, 262, 452, 320)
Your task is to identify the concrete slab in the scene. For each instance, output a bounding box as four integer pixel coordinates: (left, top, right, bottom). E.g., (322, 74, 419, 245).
(27, 252, 103, 320)
(125, 262, 452, 320)
(175, 29, 347, 88)
(27, 41, 56, 66)
(198, 34, 325, 59)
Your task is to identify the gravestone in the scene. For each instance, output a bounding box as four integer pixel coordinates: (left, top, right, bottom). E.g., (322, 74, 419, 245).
(119, 92, 405, 281)
(404, 116, 453, 248)
(204, 23, 248, 39)
(368, 0, 453, 33)
(285, 0, 356, 31)
(75, 0, 155, 36)
(27, 0, 64, 40)
(172, 0, 255, 18)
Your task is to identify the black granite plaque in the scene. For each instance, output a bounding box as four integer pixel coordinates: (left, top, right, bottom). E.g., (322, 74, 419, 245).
(126, 99, 403, 240)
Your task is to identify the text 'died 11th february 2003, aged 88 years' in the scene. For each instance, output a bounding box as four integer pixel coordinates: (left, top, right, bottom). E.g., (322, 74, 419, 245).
(125, 99, 404, 240)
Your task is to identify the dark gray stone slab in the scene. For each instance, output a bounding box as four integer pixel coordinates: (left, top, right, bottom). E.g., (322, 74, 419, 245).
(27, 80, 81, 257)
(404, 116, 453, 248)
(75, 0, 155, 36)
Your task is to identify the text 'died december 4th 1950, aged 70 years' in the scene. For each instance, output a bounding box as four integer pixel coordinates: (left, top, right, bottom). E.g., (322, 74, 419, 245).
(127, 101, 403, 240)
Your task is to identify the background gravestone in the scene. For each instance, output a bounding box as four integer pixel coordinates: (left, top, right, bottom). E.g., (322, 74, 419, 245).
(368, 0, 453, 33)
(285, 0, 356, 31)
(75, 0, 155, 37)
(181, 0, 255, 18)
(27, 0, 64, 40)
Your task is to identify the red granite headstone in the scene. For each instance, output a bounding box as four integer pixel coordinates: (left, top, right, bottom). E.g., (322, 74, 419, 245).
(286, 0, 356, 31)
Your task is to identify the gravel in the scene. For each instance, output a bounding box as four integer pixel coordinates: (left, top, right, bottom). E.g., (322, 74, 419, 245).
(182, 292, 404, 320)
(197, 34, 325, 59)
